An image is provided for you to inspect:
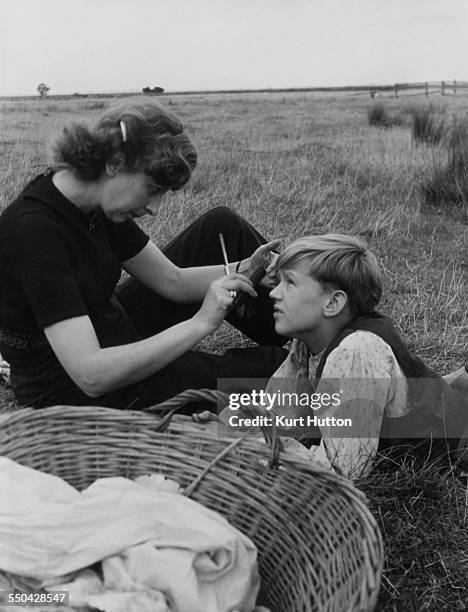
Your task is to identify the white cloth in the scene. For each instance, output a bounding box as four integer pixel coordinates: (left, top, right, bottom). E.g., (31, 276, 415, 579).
(0, 458, 260, 612)
(47, 566, 171, 612)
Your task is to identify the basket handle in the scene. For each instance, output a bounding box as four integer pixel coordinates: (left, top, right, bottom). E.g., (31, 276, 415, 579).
(142, 388, 283, 468)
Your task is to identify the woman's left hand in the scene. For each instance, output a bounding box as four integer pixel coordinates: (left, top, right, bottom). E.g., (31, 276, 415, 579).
(239, 239, 282, 287)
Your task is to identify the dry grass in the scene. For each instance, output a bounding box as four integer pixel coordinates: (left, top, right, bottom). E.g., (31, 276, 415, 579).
(362, 456, 468, 611)
(421, 117, 468, 214)
(410, 104, 447, 146)
(367, 102, 404, 128)
(0, 91, 467, 611)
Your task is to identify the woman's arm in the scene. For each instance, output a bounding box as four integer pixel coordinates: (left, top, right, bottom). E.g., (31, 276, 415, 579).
(122, 241, 228, 303)
(44, 273, 257, 397)
(123, 239, 281, 303)
(44, 314, 211, 397)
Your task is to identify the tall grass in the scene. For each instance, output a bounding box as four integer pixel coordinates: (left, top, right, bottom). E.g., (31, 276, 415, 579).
(367, 102, 403, 128)
(421, 117, 468, 211)
(411, 105, 446, 145)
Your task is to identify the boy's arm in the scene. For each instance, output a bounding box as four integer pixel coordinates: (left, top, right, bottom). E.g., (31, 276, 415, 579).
(443, 364, 468, 397)
(308, 399, 384, 480)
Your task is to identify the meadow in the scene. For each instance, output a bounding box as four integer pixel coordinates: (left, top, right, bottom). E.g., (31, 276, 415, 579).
(0, 91, 467, 610)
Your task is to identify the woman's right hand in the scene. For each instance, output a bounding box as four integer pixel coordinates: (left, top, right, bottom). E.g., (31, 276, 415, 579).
(193, 274, 257, 333)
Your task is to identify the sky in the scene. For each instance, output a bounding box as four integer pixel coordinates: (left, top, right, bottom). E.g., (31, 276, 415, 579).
(1, 0, 468, 96)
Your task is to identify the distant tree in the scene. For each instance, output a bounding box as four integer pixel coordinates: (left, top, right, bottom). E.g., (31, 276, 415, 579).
(37, 83, 50, 98)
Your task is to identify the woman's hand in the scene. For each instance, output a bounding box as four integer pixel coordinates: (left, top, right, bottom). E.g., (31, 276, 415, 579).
(193, 274, 257, 333)
(263, 250, 280, 289)
(238, 240, 282, 288)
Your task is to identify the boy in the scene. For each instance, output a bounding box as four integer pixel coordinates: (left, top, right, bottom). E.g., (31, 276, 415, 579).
(264, 234, 467, 480)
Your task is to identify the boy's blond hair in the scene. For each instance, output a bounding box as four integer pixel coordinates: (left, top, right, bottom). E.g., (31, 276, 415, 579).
(276, 234, 382, 316)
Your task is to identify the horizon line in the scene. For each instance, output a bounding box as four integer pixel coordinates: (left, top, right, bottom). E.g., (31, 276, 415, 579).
(1, 80, 466, 100)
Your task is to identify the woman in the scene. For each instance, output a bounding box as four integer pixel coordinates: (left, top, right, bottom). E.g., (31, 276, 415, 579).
(0, 98, 287, 410)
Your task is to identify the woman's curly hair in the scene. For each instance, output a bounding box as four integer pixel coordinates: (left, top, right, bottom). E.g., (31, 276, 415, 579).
(50, 98, 197, 190)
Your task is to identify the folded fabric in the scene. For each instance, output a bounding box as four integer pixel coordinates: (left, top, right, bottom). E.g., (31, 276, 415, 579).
(47, 564, 171, 612)
(0, 458, 260, 612)
(48, 547, 271, 612)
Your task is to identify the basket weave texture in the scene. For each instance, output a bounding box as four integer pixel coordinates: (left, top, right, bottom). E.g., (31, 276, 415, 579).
(0, 390, 384, 612)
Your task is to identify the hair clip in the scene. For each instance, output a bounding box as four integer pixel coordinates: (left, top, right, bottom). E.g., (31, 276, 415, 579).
(119, 120, 127, 143)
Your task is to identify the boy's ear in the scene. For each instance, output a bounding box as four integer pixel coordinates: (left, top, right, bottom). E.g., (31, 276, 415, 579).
(105, 154, 126, 177)
(323, 290, 348, 318)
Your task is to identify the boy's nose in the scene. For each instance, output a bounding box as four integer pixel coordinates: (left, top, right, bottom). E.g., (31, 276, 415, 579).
(145, 203, 158, 216)
(269, 285, 280, 300)
(146, 193, 164, 215)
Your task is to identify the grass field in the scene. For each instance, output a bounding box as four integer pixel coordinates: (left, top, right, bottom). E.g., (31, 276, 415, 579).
(0, 91, 467, 610)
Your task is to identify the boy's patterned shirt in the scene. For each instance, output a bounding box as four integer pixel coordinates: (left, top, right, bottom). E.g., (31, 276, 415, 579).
(267, 331, 409, 479)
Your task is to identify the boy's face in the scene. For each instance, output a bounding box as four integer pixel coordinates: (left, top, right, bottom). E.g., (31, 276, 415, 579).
(269, 259, 332, 339)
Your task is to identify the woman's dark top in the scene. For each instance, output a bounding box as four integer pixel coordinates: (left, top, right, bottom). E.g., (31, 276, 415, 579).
(0, 171, 149, 407)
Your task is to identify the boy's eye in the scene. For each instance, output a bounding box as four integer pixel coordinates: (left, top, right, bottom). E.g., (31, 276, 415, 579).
(149, 184, 166, 196)
(268, 273, 279, 287)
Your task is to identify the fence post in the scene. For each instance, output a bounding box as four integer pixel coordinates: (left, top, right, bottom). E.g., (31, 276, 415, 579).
(425, 82, 429, 97)
(453, 79, 457, 94)
(441, 80, 445, 95)
(394, 84, 398, 98)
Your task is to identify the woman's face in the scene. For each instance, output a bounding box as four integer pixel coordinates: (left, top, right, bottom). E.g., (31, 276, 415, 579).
(100, 171, 167, 223)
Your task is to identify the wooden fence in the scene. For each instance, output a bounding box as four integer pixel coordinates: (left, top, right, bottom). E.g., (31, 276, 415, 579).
(370, 80, 468, 99)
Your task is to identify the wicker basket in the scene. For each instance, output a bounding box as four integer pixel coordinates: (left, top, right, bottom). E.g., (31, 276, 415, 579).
(0, 389, 384, 612)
